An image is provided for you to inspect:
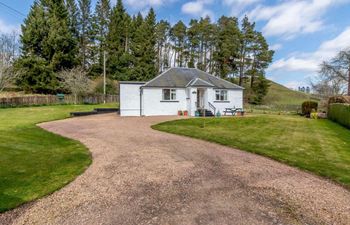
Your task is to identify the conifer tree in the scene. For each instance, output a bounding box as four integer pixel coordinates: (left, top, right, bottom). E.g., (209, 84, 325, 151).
(130, 8, 157, 80)
(15, 0, 58, 93)
(214, 16, 240, 79)
(78, 0, 93, 69)
(92, 0, 111, 74)
(20, 1, 49, 58)
(155, 20, 170, 73)
(44, 0, 78, 71)
(65, 0, 79, 40)
(170, 21, 187, 67)
(237, 16, 255, 86)
(106, 0, 132, 80)
(187, 19, 200, 68)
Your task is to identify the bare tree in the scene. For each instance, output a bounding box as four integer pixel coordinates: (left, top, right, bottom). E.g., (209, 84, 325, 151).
(0, 32, 19, 92)
(313, 48, 350, 96)
(0, 63, 17, 92)
(58, 67, 92, 104)
(0, 32, 19, 65)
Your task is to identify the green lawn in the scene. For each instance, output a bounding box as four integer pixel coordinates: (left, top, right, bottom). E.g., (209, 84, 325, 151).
(0, 103, 117, 212)
(153, 115, 350, 188)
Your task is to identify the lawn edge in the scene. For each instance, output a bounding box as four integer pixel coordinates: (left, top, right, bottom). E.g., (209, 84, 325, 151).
(151, 119, 350, 191)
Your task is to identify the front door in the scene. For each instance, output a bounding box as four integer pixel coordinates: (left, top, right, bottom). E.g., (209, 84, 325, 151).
(197, 88, 205, 109)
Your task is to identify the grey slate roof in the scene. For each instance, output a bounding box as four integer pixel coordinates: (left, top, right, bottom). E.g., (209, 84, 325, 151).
(187, 78, 215, 87)
(142, 68, 243, 89)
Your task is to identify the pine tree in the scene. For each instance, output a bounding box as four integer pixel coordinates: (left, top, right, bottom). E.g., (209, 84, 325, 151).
(214, 16, 240, 79)
(238, 16, 255, 86)
(44, 0, 78, 71)
(91, 0, 111, 75)
(20, 1, 49, 57)
(170, 21, 187, 67)
(78, 0, 92, 69)
(65, 0, 79, 40)
(250, 74, 270, 104)
(142, 8, 157, 79)
(130, 8, 157, 81)
(187, 19, 200, 68)
(248, 32, 273, 88)
(106, 0, 132, 80)
(155, 20, 170, 73)
(15, 0, 57, 94)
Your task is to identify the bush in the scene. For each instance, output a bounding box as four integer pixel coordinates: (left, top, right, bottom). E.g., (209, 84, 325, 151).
(93, 78, 118, 95)
(328, 96, 350, 105)
(328, 104, 350, 129)
(301, 101, 318, 117)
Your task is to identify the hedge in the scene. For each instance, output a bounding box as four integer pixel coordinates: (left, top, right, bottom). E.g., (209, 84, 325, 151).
(301, 101, 318, 117)
(328, 103, 350, 129)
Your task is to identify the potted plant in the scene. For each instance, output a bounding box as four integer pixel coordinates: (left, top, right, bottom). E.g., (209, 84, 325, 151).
(183, 110, 188, 116)
(178, 110, 183, 116)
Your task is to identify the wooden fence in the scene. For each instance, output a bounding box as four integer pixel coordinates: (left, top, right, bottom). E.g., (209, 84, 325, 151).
(0, 94, 119, 108)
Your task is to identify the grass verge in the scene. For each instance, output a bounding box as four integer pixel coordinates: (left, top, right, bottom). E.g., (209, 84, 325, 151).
(0, 103, 117, 212)
(152, 115, 350, 188)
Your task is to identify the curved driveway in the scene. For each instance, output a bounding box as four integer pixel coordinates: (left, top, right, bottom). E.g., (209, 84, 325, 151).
(1, 114, 350, 225)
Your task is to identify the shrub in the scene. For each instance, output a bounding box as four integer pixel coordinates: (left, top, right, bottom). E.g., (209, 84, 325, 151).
(301, 101, 318, 117)
(328, 104, 350, 129)
(328, 96, 350, 105)
(93, 78, 118, 95)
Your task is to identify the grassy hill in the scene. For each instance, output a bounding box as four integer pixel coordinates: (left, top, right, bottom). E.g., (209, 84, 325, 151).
(263, 80, 319, 106)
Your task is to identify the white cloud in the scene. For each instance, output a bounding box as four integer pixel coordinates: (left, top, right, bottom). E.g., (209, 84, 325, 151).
(246, 0, 350, 39)
(284, 81, 308, 90)
(223, 0, 262, 16)
(0, 19, 19, 34)
(124, 0, 177, 10)
(270, 43, 282, 51)
(181, 0, 214, 18)
(268, 27, 350, 73)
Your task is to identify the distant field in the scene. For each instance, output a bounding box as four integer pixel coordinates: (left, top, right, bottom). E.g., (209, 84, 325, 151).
(264, 81, 319, 106)
(245, 80, 321, 113)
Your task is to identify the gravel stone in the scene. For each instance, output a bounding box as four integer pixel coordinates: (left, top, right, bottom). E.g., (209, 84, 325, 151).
(1, 114, 349, 225)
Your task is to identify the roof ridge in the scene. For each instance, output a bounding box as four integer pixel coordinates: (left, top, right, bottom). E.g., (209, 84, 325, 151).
(142, 67, 173, 87)
(194, 68, 244, 89)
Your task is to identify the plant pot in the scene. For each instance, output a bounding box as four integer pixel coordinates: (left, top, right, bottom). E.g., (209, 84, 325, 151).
(183, 111, 188, 116)
(178, 110, 183, 116)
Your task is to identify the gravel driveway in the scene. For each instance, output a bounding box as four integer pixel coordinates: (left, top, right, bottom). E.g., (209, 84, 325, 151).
(1, 114, 350, 225)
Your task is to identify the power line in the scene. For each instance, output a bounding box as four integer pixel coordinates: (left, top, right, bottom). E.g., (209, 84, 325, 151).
(0, 1, 26, 17)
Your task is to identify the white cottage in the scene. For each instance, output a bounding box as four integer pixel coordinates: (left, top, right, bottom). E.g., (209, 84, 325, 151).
(119, 68, 244, 117)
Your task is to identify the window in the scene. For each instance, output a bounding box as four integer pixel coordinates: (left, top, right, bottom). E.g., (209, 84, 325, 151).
(162, 89, 176, 101)
(215, 90, 228, 101)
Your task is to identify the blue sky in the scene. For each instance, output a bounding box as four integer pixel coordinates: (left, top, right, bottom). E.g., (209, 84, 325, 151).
(1, 0, 350, 89)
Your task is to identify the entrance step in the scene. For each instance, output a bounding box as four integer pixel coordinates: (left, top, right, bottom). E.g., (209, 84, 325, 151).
(198, 109, 214, 117)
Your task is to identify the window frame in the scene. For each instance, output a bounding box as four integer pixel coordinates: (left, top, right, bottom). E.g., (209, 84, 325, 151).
(162, 88, 177, 101)
(215, 90, 228, 101)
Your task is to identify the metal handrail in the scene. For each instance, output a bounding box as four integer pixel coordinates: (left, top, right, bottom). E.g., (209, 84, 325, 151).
(208, 102, 216, 116)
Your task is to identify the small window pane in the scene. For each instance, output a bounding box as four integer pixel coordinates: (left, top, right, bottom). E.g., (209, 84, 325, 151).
(163, 89, 170, 100)
(171, 89, 176, 100)
(215, 90, 220, 101)
(223, 91, 228, 101)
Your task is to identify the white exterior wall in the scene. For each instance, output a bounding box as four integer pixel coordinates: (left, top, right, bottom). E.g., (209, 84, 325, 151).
(207, 88, 243, 115)
(120, 83, 142, 116)
(142, 88, 188, 116)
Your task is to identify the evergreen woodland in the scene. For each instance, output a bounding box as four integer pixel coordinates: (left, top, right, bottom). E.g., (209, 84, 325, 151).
(14, 0, 274, 103)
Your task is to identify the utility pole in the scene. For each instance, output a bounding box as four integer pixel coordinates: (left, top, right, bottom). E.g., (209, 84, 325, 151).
(103, 50, 106, 104)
